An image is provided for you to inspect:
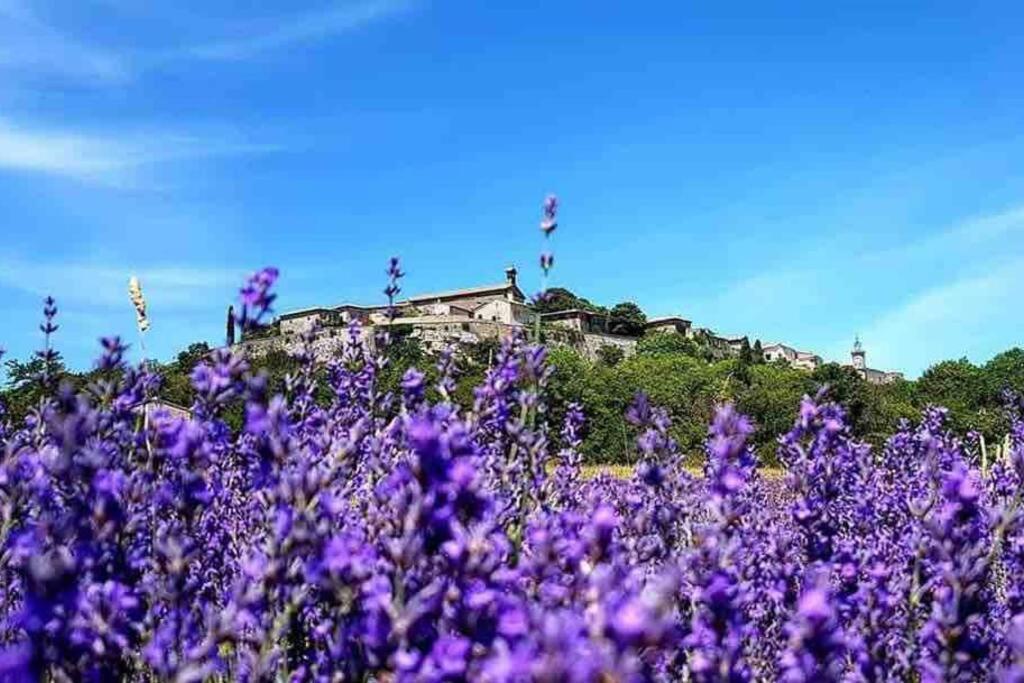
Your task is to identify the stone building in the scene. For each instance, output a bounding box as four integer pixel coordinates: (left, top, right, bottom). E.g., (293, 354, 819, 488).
(762, 343, 823, 371)
(687, 328, 733, 359)
(404, 267, 534, 325)
(136, 398, 192, 421)
(847, 337, 903, 384)
(645, 316, 693, 336)
(236, 267, 545, 360)
(541, 308, 607, 335)
(723, 335, 750, 355)
(230, 268, 903, 379)
(539, 308, 643, 360)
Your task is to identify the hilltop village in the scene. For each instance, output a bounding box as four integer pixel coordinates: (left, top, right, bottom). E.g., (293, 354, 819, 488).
(233, 266, 903, 385)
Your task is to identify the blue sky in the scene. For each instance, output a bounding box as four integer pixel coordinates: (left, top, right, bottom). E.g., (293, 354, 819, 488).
(1, 1, 1023, 378)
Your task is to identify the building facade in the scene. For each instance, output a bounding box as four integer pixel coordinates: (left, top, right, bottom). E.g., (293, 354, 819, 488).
(235, 267, 619, 361)
(762, 343, 823, 371)
(231, 270, 903, 379)
(645, 316, 693, 337)
(847, 337, 903, 384)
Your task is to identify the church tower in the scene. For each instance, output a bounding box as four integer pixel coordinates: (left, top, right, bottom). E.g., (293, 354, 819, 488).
(851, 336, 866, 371)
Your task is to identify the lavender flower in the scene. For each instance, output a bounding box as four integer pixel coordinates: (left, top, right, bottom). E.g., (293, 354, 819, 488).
(235, 266, 279, 331)
(919, 463, 994, 682)
(540, 194, 558, 236)
(779, 586, 847, 682)
(0, 249, 1019, 682)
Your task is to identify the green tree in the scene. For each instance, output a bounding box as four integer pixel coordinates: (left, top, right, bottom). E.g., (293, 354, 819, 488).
(736, 362, 815, 457)
(545, 345, 592, 446)
(752, 339, 765, 364)
(810, 363, 873, 432)
(607, 301, 647, 337)
(738, 338, 754, 366)
(596, 345, 625, 367)
(869, 379, 918, 442)
(452, 339, 501, 407)
(377, 327, 427, 398)
(637, 332, 699, 357)
(916, 358, 995, 436)
(984, 348, 1024, 401)
(2, 352, 73, 423)
(533, 287, 602, 314)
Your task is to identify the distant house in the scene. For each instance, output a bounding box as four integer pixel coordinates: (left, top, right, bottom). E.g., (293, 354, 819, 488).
(645, 316, 693, 336)
(406, 267, 529, 321)
(723, 335, 750, 355)
(540, 308, 640, 360)
(847, 337, 903, 384)
(231, 267, 902, 380)
(334, 304, 378, 324)
(763, 343, 823, 371)
(690, 328, 732, 357)
(136, 399, 192, 421)
(276, 267, 536, 334)
(239, 267, 547, 359)
(415, 302, 474, 318)
(542, 308, 608, 334)
(279, 307, 333, 335)
(405, 266, 524, 309)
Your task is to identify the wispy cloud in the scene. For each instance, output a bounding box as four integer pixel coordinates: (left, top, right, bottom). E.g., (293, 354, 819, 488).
(864, 204, 1024, 267)
(0, 0, 130, 83)
(855, 257, 1024, 376)
(701, 202, 1024, 374)
(0, 258, 244, 311)
(182, 0, 412, 61)
(0, 118, 280, 185)
(0, 0, 412, 86)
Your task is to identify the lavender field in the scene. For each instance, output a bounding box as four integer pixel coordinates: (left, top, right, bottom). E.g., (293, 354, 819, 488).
(0, 256, 1021, 683)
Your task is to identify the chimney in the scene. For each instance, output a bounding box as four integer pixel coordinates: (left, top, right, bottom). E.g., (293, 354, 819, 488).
(505, 266, 518, 286)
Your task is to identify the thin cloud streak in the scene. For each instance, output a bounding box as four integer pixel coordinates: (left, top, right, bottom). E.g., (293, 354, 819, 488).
(175, 0, 412, 62)
(704, 202, 1024, 373)
(863, 204, 1024, 267)
(0, 0, 412, 85)
(0, 118, 282, 186)
(0, 0, 130, 83)
(0, 259, 245, 311)
(855, 257, 1024, 376)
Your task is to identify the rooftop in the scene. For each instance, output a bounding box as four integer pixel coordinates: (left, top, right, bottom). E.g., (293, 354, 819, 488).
(539, 308, 599, 319)
(646, 316, 692, 325)
(405, 281, 523, 303)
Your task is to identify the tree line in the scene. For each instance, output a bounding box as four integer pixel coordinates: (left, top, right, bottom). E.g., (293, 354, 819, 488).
(546, 335, 1024, 464)
(4, 327, 1022, 467)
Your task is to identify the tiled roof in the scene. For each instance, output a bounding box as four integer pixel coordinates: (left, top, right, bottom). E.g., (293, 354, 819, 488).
(406, 282, 519, 302)
(646, 316, 692, 325)
(539, 308, 596, 319)
(278, 307, 330, 320)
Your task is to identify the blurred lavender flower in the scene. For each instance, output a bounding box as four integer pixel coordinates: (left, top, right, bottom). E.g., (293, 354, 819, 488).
(919, 463, 994, 682)
(779, 586, 847, 682)
(540, 194, 558, 236)
(235, 266, 279, 331)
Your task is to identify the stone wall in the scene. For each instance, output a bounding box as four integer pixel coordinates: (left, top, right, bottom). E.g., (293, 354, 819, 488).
(580, 332, 638, 361)
(234, 318, 526, 363)
(236, 325, 374, 362)
(236, 318, 639, 366)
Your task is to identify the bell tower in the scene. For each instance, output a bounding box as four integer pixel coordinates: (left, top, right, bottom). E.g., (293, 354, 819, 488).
(851, 335, 866, 371)
(504, 266, 518, 301)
